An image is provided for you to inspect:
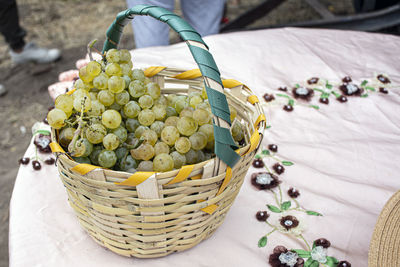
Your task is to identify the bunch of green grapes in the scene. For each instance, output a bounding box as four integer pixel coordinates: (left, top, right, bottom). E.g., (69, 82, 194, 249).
(48, 48, 246, 173)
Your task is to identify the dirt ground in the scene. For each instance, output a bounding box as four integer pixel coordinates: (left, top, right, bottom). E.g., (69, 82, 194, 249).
(0, 0, 357, 266)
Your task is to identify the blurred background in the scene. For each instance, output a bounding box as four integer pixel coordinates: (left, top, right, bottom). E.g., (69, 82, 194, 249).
(0, 0, 398, 266)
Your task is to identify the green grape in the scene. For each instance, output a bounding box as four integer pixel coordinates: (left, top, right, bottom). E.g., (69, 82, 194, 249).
(130, 69, 145, 81)
(125, 133, 138, 146)
(115, 90, 130, 105)
(69, 138, 93, 157)
(140, 129, 158, 146)
(122, 75, 131, 89)
(189, 132, 207, 150)
(86, 123, 106, 144)
(79, 65, 94, 83)
(123, 101, 141, 118)
(154, 141, 170, 156)
(204, 153, 213, 161)
(55, 94, 73, 114)
(138, 109, 155, 126)
(229, 104, 237, 122)
(128, 80, 146, 98)
(153, 153, 174, 172)
(109, 102, 121, 111)
(59, 127, 75, 147)
(73, 95, 91, 112)
(196, 101, 211, 111)
(150, 121, 165, 137)
(189, 95, 203, 109)
(120, 63, 132, 76)
(72, 157, 91, 164)
(197, 150, 205, 163)
(101, 110, 121, 129)
(199, 124, 214, 142)
(119, 155, 137, 172)
(108, 76, 125, 93)
(179, 107, 194, 118)
(161, 126, 180, 146)
(112, 126, 128, 143)
(174, 137, 191, 154)
(154, 95, 168, 106)
(170, 151, 186, 169)
(177, 117, 198, 136)
(126, 118, 140, 133)
(193, 108, 211, 126)
(165, 106, 178, 117)
(205, 140, 214, 151)
(138, 95, 154, 109)
(119, 49, 131, 63)
(152, 105, 166, 120)
(97, 90, 114, 106)
(174, 97, 188, 113)
(185, 149, 198, 164)
(103, 133, 120, 150)
(98, 150, 117, 168)
(201, 86, 208, 99)
(105, 48, 120, 63)
(89, 146, 103, 165)
(166, 94, 178, 106)
(164, 116, 179, 127)
(47, 108, 67, 129)
(86, 61, 102, 77)
(73, 88, 90, 100)
(146, 82, 161, 99)
(131, 143, 155, 161)
(74, 79, 90, 91)
(137, 160, 153, 171)
(134, 125, 149, 138)
(93, 73, 109, 90)
(231, 121, 244, 142)
(115, 147, 128, 160)
(89, 91, 98, 101)
(105, 63, 122, 76)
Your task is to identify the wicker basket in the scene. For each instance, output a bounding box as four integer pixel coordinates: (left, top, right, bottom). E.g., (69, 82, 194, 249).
(50, 5, 265, 258)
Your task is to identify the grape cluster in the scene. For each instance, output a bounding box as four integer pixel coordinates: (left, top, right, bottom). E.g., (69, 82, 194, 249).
(48, 48, 245, 173)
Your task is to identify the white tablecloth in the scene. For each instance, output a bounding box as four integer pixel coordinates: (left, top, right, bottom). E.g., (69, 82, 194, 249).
(10, 28, 400, 267)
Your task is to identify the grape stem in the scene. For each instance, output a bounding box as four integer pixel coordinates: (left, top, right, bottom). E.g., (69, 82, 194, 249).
(69, 102, 86, 156)
(87, 39, 99, 61)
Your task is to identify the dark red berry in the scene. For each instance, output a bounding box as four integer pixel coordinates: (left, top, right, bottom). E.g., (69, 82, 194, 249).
(342, 76, 352, 83)
(377, 74, 390, 84)
(252, 158, 264, 168)
(268, 144, 278, 153)
(288, 187, 300, 198)
(19, 157, 30, 165)
(337, 95, 348, 103)
(307, 77, 319, 84)
(319, 97, 329, 104)
(278, 87, 287, 91)
(379, 87, 388, 94)
(272, 163, 285, 175)
(44, 158, 55, 165)
(32, 160, 41, 170)
(337, 261, 351, 267)
(256, 211, 269, 221)
(263, 93, 275, 102)
(283, 105, 293, 112)
(314, 238, 331, 248)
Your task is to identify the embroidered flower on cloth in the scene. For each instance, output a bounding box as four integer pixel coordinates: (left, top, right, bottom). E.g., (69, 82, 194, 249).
(339, 83, 363, 96)
(307, 77, 319, 85)
(314, 238, 331, 248)
(269, 246, 304, 267)
(276, 214, 304, 236)
(288, 188, 300, 198)
(292, 87, 314, 101)
(264, 93, 275, 102)
(251, 172, 280, 190)
(256, 210, 270, 221)
(337, 260, 352, 267)
(376, 74, 391, 84)
(273, 163, 285, 175)
(310, 246, 328, 263)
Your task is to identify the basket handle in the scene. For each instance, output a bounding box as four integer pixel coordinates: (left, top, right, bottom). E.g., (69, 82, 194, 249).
(103, 5, 240, 169)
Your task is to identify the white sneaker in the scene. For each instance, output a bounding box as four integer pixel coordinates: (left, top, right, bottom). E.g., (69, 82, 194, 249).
(0, 84, 7, 97)
(10, 42, 61, 64)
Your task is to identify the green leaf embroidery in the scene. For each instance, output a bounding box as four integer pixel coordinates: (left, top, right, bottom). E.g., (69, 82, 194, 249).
(282, 161, 294, 166)
(332, 91, 341, 98)
(258, 236, 267, 247)
(361, 80, 368, 86)
(312, 241, 317, 249)
(309, 105, 320, 110)
(321, 92, 330, 98)
(288, 99, 295, 106)
(276, 93, 290, 99)
(313, 88, 325, 93)
(295, 83, 300, 88)
(326, 256, 339, 267)
(281, 201, 292, 211)
(267, 204, 281, 213)
(292, 249, 311, 258)
(255, 154, 261, 159)
(326, 84, 333, 89)
(365, 86, 375, 91)
(266, 125, 272, 129)
(34, 130, 51, 136)
(306, 210, 323, 216)
(304, 258, 319, 267)
(361, 94, 369, 98)
(262, 149, 270, 155)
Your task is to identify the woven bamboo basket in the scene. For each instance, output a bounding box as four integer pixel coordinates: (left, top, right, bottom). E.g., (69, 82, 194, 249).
(50, 5, 265, 258)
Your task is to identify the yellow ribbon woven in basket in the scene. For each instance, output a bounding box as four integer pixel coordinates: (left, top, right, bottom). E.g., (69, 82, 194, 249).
(144, 66, 166, 77)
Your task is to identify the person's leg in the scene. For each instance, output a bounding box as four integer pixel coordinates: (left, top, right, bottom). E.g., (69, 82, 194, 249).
(0, 0, 26, 51)
(126, 0, 174, 48)
(180, 0, 226, 37)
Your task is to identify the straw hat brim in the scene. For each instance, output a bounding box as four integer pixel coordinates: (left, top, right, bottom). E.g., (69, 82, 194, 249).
(369, 190, 400, 267)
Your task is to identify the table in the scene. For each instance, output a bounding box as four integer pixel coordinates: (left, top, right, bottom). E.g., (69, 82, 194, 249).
(10, 28, 400, 267)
